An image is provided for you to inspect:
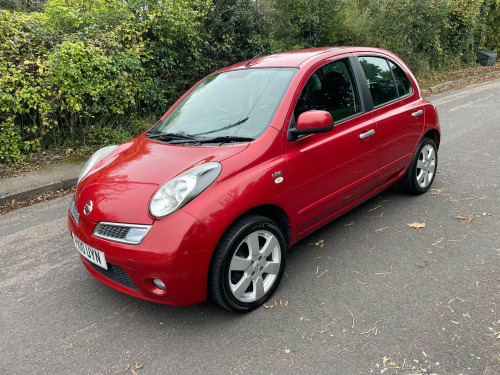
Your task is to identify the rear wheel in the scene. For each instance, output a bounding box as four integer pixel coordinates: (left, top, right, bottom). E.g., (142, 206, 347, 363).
(208, 215, 286, 313)
(401, 137, 438, 194)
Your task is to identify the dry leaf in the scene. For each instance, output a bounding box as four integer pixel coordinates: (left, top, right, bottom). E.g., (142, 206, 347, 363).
(315, 239, 325, 247)
(383, 356, 391, 366)
(430, 188, 445, 195)
(263, 301, 277, 309)
(317, 270, 328, 278)
(432, 238, 444, 246)
(407, 222, 425, 229)
(319, 328, 328, 334)
(453, 214, 478, 223)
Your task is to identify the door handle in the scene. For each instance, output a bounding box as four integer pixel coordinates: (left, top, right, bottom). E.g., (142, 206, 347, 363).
(359, 129, 375, 139)
(412, 109, 423, 118)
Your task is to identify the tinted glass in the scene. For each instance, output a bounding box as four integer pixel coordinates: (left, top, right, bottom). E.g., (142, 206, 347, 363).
(359, 56, 398, 107)
(155, 68, 296, 138)
(294, 58, 362, 123)
(389, 60, 412, 96)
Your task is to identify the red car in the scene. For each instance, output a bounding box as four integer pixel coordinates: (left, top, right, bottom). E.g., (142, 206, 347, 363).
(69, 47, 440, 312)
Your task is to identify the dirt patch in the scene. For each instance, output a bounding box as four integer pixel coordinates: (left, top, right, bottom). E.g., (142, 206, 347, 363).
(420, 64, 500, 95)
(0, 148, 94, 179)
(0, 186, 76, 216)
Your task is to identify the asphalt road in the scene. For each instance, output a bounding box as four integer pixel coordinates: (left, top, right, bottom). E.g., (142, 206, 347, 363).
(1, 80, 499, 375)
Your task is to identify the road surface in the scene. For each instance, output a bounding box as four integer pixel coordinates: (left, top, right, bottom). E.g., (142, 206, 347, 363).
(1, 80, 499, 375)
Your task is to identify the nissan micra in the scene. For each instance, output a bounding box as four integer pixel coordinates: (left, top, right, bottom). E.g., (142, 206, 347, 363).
(68, 47, 440, 312)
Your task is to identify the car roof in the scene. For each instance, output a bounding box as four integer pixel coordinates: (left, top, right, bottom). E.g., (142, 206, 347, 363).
(216, 47, 386, 72)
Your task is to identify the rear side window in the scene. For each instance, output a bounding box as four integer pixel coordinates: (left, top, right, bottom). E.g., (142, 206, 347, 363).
(294, 58, 362, 123)
(388, 60, 412, 96)
(359, 56, 398, 107)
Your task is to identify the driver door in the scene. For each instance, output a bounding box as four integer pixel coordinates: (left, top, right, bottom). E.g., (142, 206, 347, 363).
(282, 56, 379, 235)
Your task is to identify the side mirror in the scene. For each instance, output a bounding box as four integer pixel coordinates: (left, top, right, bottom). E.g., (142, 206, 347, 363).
(288, 110, 334, 140)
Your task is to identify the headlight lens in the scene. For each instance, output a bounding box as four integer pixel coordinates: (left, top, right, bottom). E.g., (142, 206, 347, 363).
(149, 162, 222, 218)
(77, 145, 118, 184)
(70, 197, 79, 225)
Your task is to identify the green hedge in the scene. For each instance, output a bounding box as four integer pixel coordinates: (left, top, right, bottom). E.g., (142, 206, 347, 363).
(0, 0, 498, 164)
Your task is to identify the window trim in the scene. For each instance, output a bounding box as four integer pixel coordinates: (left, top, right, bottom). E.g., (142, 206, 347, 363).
(387, 59, 414, 99)
(353, 55, 414, 111)
(287, 55, 367, 141)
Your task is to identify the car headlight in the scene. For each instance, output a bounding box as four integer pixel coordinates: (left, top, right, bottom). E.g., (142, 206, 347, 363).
(77, 145, 118, 184)
(149, 162, 222, 218)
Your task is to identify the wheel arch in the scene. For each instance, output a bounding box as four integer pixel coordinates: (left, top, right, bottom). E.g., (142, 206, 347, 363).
(236, 204, 292, 248)
(423, 129, 440, 150)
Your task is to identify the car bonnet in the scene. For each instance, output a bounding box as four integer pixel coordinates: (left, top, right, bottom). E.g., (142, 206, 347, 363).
(74, 135, 249, 224)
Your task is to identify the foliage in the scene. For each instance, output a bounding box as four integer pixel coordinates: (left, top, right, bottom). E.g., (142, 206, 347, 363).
(268, 0, 343, 51)
(0, 0, 499, 164)
(481, 0, 500, 53)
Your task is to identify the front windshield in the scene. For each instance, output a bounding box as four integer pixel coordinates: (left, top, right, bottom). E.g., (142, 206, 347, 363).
(152, 68, 297, 140)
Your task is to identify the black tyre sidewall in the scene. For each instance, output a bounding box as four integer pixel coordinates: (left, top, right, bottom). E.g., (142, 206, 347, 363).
(402, 137, 438, 194)
(210, 216, 287, 312)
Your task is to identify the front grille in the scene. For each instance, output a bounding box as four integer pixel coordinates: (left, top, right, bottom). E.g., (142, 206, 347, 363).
(87, 261, 139, 290)
(70, 198, 79, 225)
(95, 224, 130, 239)
(93, 222, 151, 244)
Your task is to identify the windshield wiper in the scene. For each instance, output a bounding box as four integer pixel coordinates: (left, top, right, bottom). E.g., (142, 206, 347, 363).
(147, 132, 197, 141)
(196, 117, 249, 136)
(195, 136, 254, 144)
(148, 131, 253, 145)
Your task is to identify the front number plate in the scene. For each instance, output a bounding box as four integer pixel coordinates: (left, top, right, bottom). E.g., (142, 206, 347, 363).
(72, 234, 108, 270)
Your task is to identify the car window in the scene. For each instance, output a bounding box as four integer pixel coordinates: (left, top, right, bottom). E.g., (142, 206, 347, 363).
(388, 60, 412, 97)
(359, 56, 398, 107)
(154, 68, 297, 139)
(294, 58, 362, 123)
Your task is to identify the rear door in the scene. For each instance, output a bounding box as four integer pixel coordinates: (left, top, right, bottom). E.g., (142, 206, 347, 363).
(282, 56, 379, 235)
(354, 55, 425, 184)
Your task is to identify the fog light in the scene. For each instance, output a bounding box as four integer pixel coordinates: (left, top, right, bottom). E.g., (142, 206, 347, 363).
(152, 278, 166, 290)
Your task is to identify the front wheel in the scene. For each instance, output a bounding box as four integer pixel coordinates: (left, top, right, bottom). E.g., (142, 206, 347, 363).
(400, 137, 438, 194)
(208, 215, 287, 313)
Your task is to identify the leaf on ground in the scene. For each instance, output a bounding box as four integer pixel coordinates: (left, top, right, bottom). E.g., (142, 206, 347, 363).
(263, 300, 299, 309)
(407, 222, 425, 229)
(482, 212, 492, 216)
(432, 238, 444, 246)
(430, 188, 445, 195)
(315, 239, 325, 247)
(317, 269, 328, 278)
(453, 214, 478, 223)
(263, 301, 277, 309)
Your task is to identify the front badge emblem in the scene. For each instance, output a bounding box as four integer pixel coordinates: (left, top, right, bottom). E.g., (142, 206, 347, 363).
(83, 200, 93, 216)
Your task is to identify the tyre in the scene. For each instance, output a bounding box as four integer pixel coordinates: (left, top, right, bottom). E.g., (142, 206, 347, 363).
(208, 215, 287, 313)
(400, 137, 438, 194)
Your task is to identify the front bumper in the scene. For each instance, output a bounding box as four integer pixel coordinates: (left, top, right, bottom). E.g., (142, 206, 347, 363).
(68, 208, 218, 306)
